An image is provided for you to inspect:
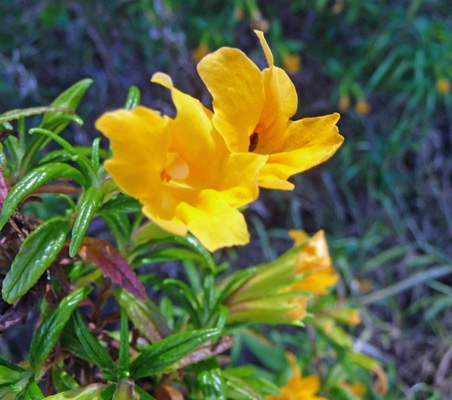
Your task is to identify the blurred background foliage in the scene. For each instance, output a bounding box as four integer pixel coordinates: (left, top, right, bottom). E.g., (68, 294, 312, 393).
(0, 0, 451, 398)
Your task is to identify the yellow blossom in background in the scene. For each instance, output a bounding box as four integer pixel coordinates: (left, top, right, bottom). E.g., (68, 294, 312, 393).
(338, 95, 350, 111)
(197, 30, 344, 190)
(339, 381, 366, 398)
(283, 53, 301, 75)
(267, 353, 328, 400)
(436, 78, 451, 93)
(332, 0, 344, 14)
(286, 296, 307, 321)
(355, 99, 371, 114)
(192, 43, 209, 63)
(96, 73, 266, 252)
(287, 230, 338, 294)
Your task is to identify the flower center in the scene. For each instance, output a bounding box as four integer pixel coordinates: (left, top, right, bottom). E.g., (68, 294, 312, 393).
(248, 123, 265, 152)
(160, 152, 189, 182)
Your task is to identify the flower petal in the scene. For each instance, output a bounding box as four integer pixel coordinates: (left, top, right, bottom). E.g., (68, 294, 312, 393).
(258, 113, 343, 189)
(256, 66, 298, 153)
(142, 187, 249, 252)
(95, 106, 169, 199)
(152, 72, 266, 207)
(197, 48, 265, 153)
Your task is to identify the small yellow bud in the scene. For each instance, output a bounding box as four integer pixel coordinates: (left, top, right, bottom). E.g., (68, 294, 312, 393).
(283, 54, 301, 75)
(332, 0, 344, 14)
(436, 78, 451, 93)
(338, 95, 351, 111)
(191, 43, 209, 63)
(339, 381, 366, 398)
(355, 99, 371, 114)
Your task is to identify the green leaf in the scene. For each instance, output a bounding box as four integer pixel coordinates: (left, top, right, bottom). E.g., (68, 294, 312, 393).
(112, 380, 134, 400)
(29, 286, 92, 368)
(41, 384, 108, 400)
(0, 163, 87, 230)
(40, 79, 92, 134)
(2, 217, 71, 304)
(52, 365, 80, 393)
(134, 387, 156, 400)
(61, 310, 117, 377)
(0, 107, 81, 125)
(24, 381, 44, 399)
(100, 196, 142, 214)
(118, 310, 130, 378)
(124, 86, 141, 110)
(29, 128, 95, 182)
(70, 187, 105, 257)
(112, 288, 172, 343)
(130, 329, 220, 379)
(196, 359, 226, 400)
(224, 375, 265, 400)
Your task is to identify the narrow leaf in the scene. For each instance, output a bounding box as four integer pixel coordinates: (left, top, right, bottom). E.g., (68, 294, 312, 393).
(41, 383, 107, 400)
(100, 196, 142, 214)
(112, 380, 134, 400)
(70, 187, 105, 257)
(61, 310, 117, 376)
(52, 365, 80, 393)
(113, 288, 172, 343)
(134, 387, 156, 400)
(40, 79, 92, 134)
(130, 329, 220, 379)
(0, 163, 87, 230)
(79, 238, 147, 301)
(118, 310, 130, 378)
(0, 107, 79, 125)
(2, 217, 71, 304)
(29, 286, 92, 368)
(124, 86, 141, 110)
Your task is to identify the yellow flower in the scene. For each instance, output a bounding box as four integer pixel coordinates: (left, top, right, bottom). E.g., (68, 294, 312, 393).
(197, 30, 344, 190)
(338, 95, 350, 111)
(192, 43, 209, 63)
(283, 54, 301, 75)
(339, 381, 366, 398)
(96, 73, 266, 252)
(267, 353, 328, 400)
(436, 78, 451, 93)
(287, 230, 338, 295)
(355, 99, 371, 114)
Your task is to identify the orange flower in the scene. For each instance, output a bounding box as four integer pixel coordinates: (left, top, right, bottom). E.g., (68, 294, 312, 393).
(355, 99, 371, 114)
(338, 95, 350, 111)
(96, 74, 266, 252)
(283, 54, 301, 75)
(287, 230, 338, 295)
(192, 43, 209, 63)
(197, 30, 343, 190)
(267, 353, 328, 400)
(436, 78, 451, 94)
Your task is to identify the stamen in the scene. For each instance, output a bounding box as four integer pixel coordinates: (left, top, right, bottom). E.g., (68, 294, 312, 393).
(249, 123, 265, 152)
(249, 133, 259, 152)
(160, 170, 172, 182)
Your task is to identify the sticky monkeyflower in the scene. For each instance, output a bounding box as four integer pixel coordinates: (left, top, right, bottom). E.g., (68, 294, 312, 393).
(96, 73, 266, 252)
(220, 244, 312, 326)
(286, 230, 338, 295)
(197, 30, 344, 190)
(283, 53, 301, 75)
(267, 353, 328, 400)
(192, 43, 209, 63)
(338, 95, 350, 111)
(436, 78, 451, 94)
(355, 99, 371, 114)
